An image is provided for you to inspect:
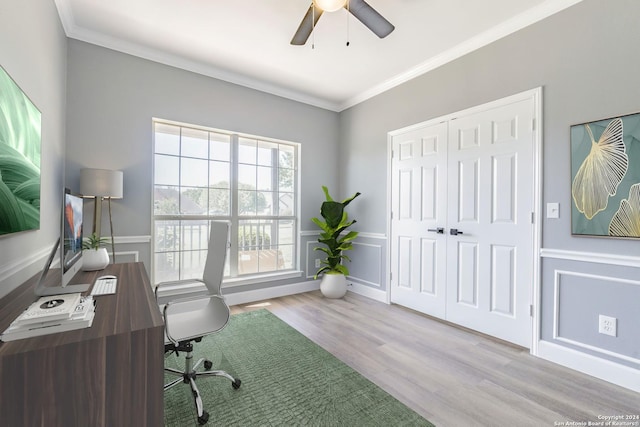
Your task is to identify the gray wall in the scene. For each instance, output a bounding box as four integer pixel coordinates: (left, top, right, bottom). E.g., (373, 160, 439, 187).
(64, 40, 340, 287)
(340, 0, 640, 368)
(0, 0, 68, 299)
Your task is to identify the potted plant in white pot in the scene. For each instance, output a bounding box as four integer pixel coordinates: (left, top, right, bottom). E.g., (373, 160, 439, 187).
(312, 186, 361, 298)
(82, 232, 111, 271)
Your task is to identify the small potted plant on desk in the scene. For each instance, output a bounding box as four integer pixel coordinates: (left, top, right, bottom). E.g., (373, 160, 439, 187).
(82, 232, 111, 271)
(312, 186, 361, 299)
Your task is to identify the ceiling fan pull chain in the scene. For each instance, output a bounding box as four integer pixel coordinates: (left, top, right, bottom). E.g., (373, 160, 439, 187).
(346, 0, 350, 46)
(312, 2, 316, 49)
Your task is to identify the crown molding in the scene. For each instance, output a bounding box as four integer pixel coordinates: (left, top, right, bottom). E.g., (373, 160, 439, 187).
(53, 0, 342, 112)
(54, 0, 583, 113)
(338, 0, 584, 111)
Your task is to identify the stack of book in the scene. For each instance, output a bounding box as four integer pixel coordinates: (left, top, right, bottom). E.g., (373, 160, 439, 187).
(0, 293, 96, 342)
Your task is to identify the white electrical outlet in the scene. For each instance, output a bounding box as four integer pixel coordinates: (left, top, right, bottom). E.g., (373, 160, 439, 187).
(315, 259, 321, 268)
(598, 315, 617, 337)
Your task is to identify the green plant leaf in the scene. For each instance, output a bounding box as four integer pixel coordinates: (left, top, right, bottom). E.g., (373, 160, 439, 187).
(311, 217, 330, 232)
(320, 201, 344, 229)
(342, 191, 361, 207)
(321, 185, 334, 202)
(82, 232, 111, 250)
(333, 264, 349, 275)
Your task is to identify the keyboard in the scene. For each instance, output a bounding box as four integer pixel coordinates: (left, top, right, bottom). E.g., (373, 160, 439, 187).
(91, 276, 117, 296)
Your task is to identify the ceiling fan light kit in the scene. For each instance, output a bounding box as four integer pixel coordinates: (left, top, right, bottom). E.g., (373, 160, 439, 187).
(291, 0, 394, 46)
(313, 0, 347, 13)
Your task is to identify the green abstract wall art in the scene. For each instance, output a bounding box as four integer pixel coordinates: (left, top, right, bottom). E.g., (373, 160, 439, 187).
(571, 112, 640, 238)
(0, 65, 41, 236)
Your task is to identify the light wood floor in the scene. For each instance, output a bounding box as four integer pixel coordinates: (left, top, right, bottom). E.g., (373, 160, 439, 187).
(230, 291, 639, 427)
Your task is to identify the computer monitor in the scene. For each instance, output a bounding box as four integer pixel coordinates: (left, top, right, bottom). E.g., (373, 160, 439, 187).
(34, 188, 90, 296)
(62, 190, 84, 281)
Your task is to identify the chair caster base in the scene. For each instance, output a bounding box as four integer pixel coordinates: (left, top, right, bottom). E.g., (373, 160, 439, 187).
(197, 411, 209, 425)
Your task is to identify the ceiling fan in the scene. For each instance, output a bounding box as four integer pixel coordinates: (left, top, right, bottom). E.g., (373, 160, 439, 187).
(291, 0, 395, 45)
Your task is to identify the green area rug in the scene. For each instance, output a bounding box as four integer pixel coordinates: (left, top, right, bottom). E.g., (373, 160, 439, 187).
(164, 309, 433, 426)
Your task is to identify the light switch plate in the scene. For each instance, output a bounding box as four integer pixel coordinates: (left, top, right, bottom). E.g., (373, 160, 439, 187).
(546, 202, 559, 219)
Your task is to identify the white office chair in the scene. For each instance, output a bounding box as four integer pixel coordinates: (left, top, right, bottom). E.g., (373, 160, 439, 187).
(155, 221, 241, 425)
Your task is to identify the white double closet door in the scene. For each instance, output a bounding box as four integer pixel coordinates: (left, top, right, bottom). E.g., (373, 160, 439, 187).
(390, 92, 538, 347)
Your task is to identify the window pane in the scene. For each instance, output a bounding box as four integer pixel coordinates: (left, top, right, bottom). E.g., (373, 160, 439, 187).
(180, 187, 207, 215)
(238, 220, 271, 249)
(257, 249, 279, 273)
(278, 168, 294, 192)
(210, 161, 230, 188)
(258, 191, 274, 215)
(208, 188, 230, 215)
(278, 220, 295, 245)
(257, 141, 277, 166)
(210, 132, 230, 161)
(279, 192, 294, 216)
(180, 221, 210, 252)
(238, 190, 257, 215)
(279, 145, 294, 169)
(154, 186, 180, 215)
(155, 252, 179, 283)
(180, 250, 207, 280)
(181, 157, 208, 187)
(278, 245, 294, 270)
(155, 220, 181, 252)
(238, 250, 258, 275)
(155, 124, 180, 155)
(155, 155, 179, 185)
(238, 164, 256, 188)
(238, 138, 256, 164)
(257, 166, 273, 191)
(181, 128, 208, 159)
(238, 220, 273, 275)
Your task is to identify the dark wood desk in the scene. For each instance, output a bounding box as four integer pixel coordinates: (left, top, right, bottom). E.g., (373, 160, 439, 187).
(0, 262, 164, 426)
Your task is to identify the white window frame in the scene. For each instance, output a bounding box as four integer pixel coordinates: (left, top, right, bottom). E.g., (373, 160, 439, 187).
(151, 119, 302, 287)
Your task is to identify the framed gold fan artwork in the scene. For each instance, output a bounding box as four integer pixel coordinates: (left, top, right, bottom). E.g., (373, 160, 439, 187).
(571, 112, 640, 238)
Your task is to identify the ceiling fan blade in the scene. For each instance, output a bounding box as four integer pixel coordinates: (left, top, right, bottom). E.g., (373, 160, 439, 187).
(290, 4, 324, 45)
(347, 0, 394, 38)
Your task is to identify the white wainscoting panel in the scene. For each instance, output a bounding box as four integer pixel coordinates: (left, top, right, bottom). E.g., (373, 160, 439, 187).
(552, 269, 640, 366)
(347, 241, 383, 288)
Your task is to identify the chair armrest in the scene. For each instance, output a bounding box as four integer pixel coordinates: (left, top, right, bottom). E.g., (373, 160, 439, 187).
(154, 278, 206, 301)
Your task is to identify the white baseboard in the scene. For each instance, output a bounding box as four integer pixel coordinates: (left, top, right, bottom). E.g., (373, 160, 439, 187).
(537, 340, 640, 393)
(347, 280, 388, 303)
(225, 280, 320, 307)
(225, 277, 388, 307)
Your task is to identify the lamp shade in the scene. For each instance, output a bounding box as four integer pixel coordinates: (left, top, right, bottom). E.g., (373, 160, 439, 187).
(313, 0, 347, 12)
(80, 168, 123, 198)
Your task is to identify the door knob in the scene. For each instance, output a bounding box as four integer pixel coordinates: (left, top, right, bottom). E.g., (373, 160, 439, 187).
(427, 227, 444, 234)
(449, 228, 464, 236)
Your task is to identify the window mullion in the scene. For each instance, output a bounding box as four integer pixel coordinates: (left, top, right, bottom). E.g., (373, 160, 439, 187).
(178, 127, 183, 280)
(271, 146, 279, 251)
(229, 135, 239, 277)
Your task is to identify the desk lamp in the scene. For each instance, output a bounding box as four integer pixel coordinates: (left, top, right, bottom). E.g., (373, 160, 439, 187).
(80, 168, 123, 263)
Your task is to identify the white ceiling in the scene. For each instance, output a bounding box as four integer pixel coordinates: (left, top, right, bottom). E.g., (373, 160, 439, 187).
(54, 0, 582, 111)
